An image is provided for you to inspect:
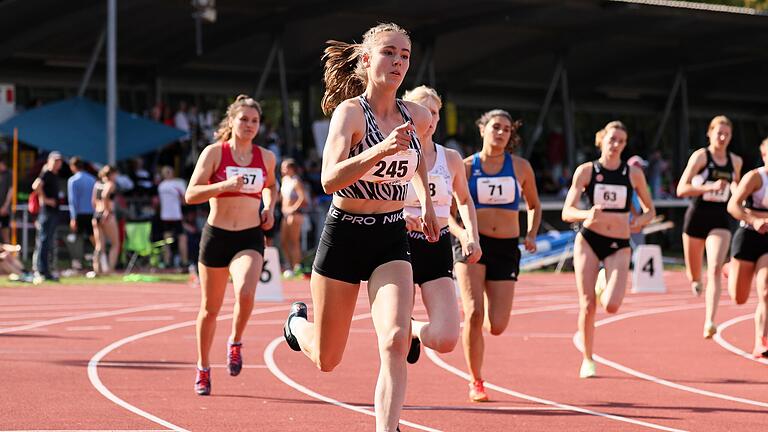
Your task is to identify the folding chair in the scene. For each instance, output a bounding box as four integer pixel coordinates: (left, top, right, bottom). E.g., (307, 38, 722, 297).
(122, 221, 174, 273)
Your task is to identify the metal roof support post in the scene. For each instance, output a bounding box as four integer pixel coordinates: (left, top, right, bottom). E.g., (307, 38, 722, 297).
(277, 40, 294, 154)
(651, 68, 682, 152)
(560, 66, 576, 173)
(77, 28, 105, 98)
(524, 59, 563, 158)
(678, 70, 689, 175)
(106, 0, 117, 165)
(414, 40, 433, 86)
(254, 37, 279, 101)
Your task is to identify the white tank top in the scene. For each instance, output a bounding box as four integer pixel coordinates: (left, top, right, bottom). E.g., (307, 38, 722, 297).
(748, 167, 768, 211)
(404, 144, 453, 219)
(280, 175, 300, 202)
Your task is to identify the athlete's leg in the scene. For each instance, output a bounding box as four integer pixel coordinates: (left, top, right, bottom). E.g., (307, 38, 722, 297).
(484, 280, 516, 335)
(704, 229, 731, 335)
(413, 277, 460, 353)
(683, 233, 706, 291)
(196, 264, 230, 369)
(291, 272, 359, 371)
(600, 248, 632, 314)
(367, 260, 414, 432)
(228, 250, 264, 343)
(728, 259, 755, 305)
(456, 261, 487, 381)
(754, 255, 768, 355)
(574, 233, 600, 361)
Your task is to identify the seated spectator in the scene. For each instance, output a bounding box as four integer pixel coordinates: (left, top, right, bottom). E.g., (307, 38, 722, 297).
(0, 243, 29, 280)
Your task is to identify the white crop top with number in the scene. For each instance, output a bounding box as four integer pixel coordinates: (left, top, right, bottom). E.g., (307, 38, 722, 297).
(404, 144, 453, 218)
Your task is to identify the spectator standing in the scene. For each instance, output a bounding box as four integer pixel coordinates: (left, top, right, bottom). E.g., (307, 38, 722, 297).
(92, 165, 121, 274)
(66, 157, 96, 271)
(32, 151, 63, 282)
(158, 166, 188, 268)
(174, 101, 191, 142)
(0, 160, 12, 244)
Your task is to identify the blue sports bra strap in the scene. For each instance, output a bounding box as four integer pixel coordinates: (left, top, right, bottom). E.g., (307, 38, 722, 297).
(472, 153, 482, 174)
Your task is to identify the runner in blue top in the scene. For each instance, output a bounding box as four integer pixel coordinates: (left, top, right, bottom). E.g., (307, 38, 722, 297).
(451, 109, 541, 402)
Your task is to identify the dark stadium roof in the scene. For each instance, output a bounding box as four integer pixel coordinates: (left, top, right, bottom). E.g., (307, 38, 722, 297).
(1, 0, 768, 117)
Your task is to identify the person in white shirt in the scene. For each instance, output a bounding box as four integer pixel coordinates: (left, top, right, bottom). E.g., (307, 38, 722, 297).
(158, 166, 188, 268)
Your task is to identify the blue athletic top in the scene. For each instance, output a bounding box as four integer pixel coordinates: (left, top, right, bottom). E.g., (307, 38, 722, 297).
(468, 152, 520, 211)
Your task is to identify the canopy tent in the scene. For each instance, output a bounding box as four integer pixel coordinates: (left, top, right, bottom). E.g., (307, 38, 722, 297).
(0, 97, 185, 164)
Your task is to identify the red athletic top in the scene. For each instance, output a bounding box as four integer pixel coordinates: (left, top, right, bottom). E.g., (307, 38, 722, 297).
(209, 142, 266, 199)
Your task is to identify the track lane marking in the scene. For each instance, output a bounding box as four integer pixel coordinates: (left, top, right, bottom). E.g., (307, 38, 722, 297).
(87, 304, 288, 432)
(264, 311, 443, 432)
(713, 313, 768, 365)
(573, 303, 768, 408)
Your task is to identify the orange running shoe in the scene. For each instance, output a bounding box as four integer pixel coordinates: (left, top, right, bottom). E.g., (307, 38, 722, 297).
(469, 379, 489, 402)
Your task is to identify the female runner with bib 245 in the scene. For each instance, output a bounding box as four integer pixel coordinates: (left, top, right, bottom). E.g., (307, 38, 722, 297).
(401, 85, 482, 364)
(677, 115, 742, 338)
(185, 95, 277, 396)
(726, 137, 768, 358)
(453, 110, 541, 402)
(282, 23, 439, 432)
(562, 121, 655, 378)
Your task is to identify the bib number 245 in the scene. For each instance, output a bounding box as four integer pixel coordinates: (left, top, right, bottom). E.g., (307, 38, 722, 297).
(372, 160, 408, 179)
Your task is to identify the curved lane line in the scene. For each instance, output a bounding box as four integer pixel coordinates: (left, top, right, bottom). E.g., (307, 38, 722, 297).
(713, 313, 768, 365)
(0, 303, 187, 334)
(87, 304, 288, 432)
(573, 303, 768, 408)
(264, 311, 442, 432)
(425, 349, 686, 432)
(424, 301, 686, 431)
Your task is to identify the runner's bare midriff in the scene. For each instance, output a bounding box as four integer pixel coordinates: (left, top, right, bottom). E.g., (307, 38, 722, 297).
(208, 196, 263, 230)
(477, 208, 520, 238)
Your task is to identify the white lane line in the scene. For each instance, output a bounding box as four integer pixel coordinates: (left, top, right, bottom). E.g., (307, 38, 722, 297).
(115, 316, 176, 322)
(574, 303, 768, 408)
(99, 361, 267, 369)
(66, 325, 112, 331)
(0, 304, 130, 313)
(264, 330, 443, 432)
(713, 313, 768, 365)
(87, 304, 288, 432)
(425, 349, 686, 432)
(0, 303, 188, 335)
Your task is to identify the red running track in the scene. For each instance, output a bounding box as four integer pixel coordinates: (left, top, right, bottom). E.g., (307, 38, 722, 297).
(1, 271, 765, 431)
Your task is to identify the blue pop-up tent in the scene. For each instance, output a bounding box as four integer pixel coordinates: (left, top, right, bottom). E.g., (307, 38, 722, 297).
(0, 97, 185, 163)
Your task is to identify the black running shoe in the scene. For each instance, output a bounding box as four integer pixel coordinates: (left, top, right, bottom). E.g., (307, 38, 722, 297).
(407, 336, 421, 364)
(284, 301, 307, 351)
(227, 341, 243, 376)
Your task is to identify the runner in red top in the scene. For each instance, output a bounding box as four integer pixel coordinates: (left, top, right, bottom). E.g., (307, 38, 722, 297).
(185, 94, 277, 396)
